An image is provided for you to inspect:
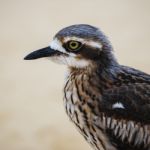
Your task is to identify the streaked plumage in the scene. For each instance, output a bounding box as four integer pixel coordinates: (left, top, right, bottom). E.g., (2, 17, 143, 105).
(24, 24, 150, 150)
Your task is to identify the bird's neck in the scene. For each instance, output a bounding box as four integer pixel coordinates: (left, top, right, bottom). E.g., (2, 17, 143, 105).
(68, 61, 119, 91)
(69, 58, 119, 78)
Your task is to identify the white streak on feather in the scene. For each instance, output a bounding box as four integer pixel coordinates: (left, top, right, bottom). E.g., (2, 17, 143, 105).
(112, 102, 125, 109)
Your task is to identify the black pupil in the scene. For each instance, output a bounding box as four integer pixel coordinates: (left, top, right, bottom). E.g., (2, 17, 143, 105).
(71, 42, 77, 47)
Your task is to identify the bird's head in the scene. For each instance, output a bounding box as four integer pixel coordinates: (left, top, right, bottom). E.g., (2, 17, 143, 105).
(24, 24, 117, 69)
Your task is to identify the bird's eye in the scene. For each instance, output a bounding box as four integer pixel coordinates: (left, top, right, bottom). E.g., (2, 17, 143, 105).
(66, 40, 82, 51)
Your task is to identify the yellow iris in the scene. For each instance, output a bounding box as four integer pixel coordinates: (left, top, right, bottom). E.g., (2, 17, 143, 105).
(68, 41, 81, 51)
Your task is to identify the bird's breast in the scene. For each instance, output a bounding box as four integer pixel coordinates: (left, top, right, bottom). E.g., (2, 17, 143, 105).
(63, 73, 117, 150)
(63, 73, 97, 126)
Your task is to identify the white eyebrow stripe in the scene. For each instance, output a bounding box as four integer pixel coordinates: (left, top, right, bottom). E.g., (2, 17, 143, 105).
(87, 41, 102, 49)
(112, 102, 125, 109)
(64, 36, 102, 49)
(50, 38, 76, 57)
(50, 38, 66, 53)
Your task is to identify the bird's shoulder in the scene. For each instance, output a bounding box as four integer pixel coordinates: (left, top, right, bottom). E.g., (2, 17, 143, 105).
(120, 65, 150, 82)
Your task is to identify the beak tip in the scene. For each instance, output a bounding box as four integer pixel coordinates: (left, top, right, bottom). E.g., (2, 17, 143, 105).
(24, 55, 33, 60)
(24, 56, 28, 60)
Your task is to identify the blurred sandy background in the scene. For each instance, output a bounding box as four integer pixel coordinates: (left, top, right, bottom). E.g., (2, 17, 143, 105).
(0, 0, 150, 150)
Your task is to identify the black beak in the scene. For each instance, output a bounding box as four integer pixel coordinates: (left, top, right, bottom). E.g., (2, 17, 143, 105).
(24, 47, 58, 60)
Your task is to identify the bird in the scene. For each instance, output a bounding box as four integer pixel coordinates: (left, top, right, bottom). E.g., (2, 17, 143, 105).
(24, 24, 150, 150)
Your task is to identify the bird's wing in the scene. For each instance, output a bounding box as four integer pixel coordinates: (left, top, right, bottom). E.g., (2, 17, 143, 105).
(101, 82, 150, 124)
(98, 68, 150, 148)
